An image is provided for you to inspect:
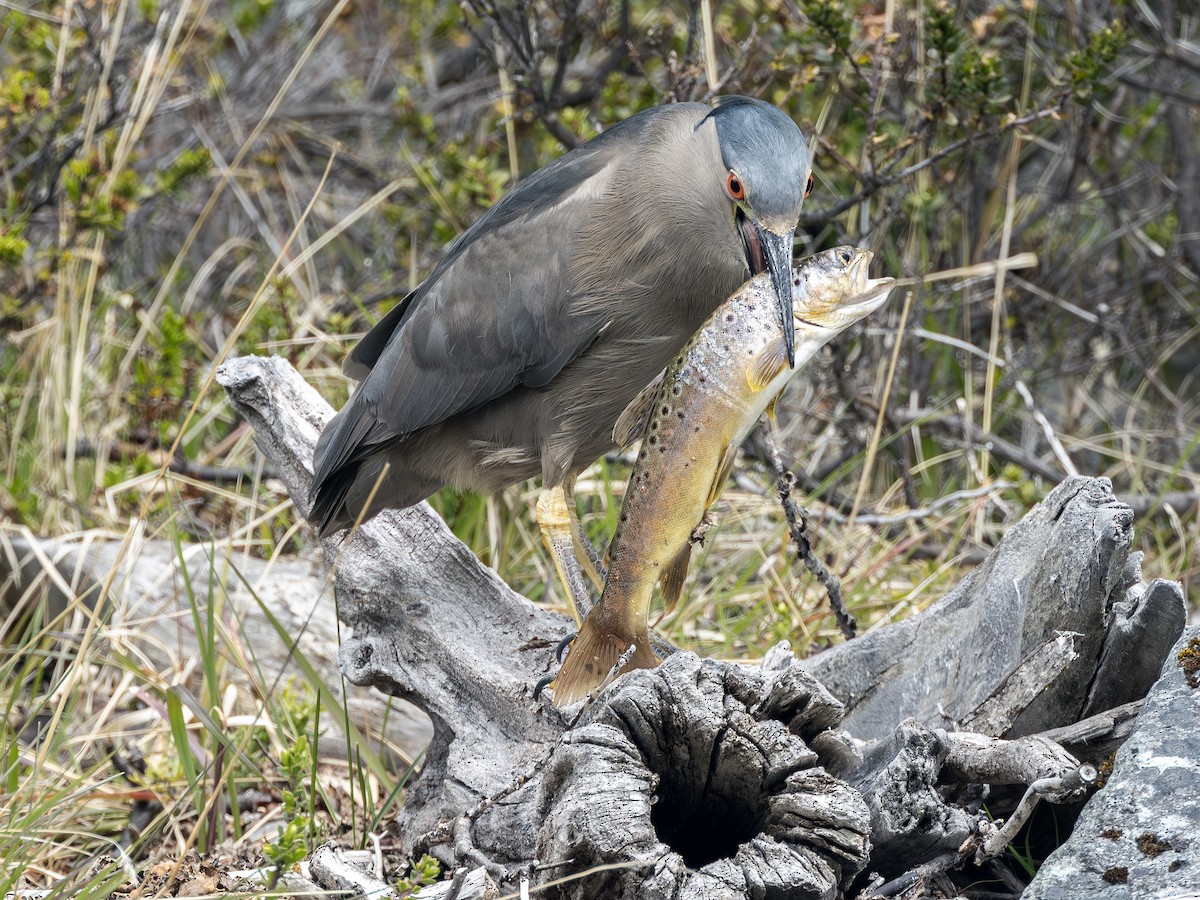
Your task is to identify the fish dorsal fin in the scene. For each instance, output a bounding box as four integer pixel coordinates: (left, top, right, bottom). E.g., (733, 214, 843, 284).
(746, 337, 789, 393)
(658, 543, 692, 613)
(613, 370, 666, 448)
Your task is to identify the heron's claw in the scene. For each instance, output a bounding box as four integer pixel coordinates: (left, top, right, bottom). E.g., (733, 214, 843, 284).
(532, 632, 578, 700)
(554, 632, 577, 663)
(532, 672, 556, 700)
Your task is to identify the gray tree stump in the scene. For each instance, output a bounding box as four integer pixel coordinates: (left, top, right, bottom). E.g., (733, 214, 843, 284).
(213, 355, 1190, 898)
(803, 477, 1187, 743)
(536, 654, 871, 899)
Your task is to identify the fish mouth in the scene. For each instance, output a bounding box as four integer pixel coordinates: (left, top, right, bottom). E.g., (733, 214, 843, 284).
(793, 247, 895, 328)
(843, 249, 893, 314)
(842, 275, 896, 316)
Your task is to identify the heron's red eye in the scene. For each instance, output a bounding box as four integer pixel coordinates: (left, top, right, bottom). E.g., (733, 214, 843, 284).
(726, 171, 745, 200)
(805, 174, 814, 197)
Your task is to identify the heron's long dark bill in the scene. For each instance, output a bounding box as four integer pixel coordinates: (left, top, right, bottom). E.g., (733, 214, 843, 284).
(756, 227, 797, 367)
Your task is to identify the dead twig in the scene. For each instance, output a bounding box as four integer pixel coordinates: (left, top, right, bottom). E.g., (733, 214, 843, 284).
(978, 764, 1098, 860)
(758, 421, 856, 639)
(859, 759, 1096, 897)
(1125, 492, 1200, 520)
(1036, 698, 1145, 748)
(858, 839, 985, 899)
(801, 101, 1068, 229)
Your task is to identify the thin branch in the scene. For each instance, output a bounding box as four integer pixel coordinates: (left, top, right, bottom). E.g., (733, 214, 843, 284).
(858, 843, 981, 899)
(758, 421, 856, 639)
(885, 405, 1066, 483)
(1036, 698, 1145, 748)
(816, 482, 1016, 526)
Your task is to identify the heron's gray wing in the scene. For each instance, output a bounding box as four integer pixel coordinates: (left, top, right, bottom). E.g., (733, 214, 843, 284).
(342, 289, 417, 382)
(314, 103, 721, 491)
(361, 209, 603, 439)
(340, 101, 720, 384)
(314, 128, 634, 485)
(343, 114, 637, 382)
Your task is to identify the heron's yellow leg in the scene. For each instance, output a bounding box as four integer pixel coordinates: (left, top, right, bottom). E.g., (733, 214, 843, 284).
(536, 485, 596, 625)
(561, 480, 606, 593)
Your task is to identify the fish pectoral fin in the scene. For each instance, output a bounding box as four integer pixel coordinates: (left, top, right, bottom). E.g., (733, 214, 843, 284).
(658, 543, 692, 613)
(764, 390, 783, 421)
(613, 369, 666, 447)
(707, 441, 740, 508)
(746, 337, 789, 393)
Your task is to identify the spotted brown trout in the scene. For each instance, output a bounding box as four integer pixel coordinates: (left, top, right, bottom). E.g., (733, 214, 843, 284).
(552, 247, 894, 704)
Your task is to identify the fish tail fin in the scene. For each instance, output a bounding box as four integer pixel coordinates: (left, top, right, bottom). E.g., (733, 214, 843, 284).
(552, 615, 658, 706)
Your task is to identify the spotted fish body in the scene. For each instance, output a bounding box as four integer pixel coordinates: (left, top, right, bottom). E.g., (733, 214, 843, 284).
(553, 247, 895, 704)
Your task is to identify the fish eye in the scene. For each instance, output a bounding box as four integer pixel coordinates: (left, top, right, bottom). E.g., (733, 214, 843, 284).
(726, 170, 745, 201)
(805, 174, 814, 198)
(838, 248, 853, 264)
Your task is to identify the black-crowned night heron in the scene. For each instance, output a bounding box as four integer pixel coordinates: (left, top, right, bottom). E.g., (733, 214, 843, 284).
(310, 96, 812, 619)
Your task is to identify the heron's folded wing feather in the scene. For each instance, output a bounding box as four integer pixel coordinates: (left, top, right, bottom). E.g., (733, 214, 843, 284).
(314, 133, 636, 488)
(342, 117, 634, 381)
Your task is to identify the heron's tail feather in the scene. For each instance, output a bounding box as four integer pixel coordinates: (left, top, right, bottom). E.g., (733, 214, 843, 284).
(307, 460, 358, 537)
(308, 440, 446, 538)
(552, 616, 658, 705)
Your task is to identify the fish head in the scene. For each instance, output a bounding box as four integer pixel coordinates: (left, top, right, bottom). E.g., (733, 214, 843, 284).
(792, 246, 895, 335)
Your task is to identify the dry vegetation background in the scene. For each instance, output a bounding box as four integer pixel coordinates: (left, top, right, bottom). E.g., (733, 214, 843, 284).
(0, 0, 1197, 894)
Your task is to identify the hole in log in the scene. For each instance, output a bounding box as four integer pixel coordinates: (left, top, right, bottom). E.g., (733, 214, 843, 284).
(536, 655, 873, 898)
(651, 765, 768, 869)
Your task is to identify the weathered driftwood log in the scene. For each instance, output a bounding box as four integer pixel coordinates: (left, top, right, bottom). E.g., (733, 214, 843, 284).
(844, 720, 974, 874)
(803, 476, 1187, 743)
(215, 356, 571, 859)
(0, 529, 431, 763)
(215, 355, 1189, 897)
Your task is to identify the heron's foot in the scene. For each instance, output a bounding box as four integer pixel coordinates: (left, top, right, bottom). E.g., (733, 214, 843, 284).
(569, 514, 608, 592)
(650, 630, 680, 661)
(560, 477, 607, 592)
